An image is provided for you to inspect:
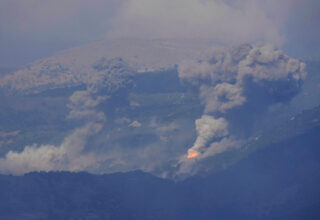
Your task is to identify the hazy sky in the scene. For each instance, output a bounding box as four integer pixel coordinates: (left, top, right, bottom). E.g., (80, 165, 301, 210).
(0, 0, 122, 67)
(0, 0, 319, 67)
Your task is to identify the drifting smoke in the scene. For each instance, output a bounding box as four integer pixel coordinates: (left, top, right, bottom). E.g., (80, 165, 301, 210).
(0, 58, 133, 175)
(178, 43, 306, 171)
(68, 90, 108, 122)
(0, 123, 103, 175)
(109, 0, 283, 45)
(200, 83, 246, 113)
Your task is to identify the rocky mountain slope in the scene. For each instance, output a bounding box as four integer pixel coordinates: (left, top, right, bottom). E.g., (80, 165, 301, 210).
(0, 109, 319, 219)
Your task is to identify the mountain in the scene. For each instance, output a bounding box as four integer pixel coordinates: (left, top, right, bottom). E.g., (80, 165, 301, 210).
(0, 59, 319, 176)
(0, 40, 319, 206)
(193, 104, 320, 176)
(0, 39, 212, 94)
(0, 105, 319, 219)
(0, 69, 202, 174)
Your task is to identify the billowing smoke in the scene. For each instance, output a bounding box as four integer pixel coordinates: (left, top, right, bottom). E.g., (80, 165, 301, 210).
(199, 83, 246, 113)
(187, 115, 228, 157)
(0, 58, 133, 175)
(0, 123, 104, 175)
(177, 43, 306, 172)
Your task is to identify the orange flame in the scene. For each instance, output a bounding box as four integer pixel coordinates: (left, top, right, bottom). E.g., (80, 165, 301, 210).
(187, 151, 199, 159)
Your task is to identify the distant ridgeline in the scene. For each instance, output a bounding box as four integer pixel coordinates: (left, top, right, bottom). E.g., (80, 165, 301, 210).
(0, 39, 211, 95)
(0, 106, 319, 219)
(0, 57, 135, 95)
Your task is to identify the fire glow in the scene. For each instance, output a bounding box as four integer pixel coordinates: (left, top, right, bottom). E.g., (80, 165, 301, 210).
(187, 151, 199, 159)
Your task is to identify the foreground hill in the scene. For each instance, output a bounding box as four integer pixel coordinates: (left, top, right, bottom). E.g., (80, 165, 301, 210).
(0, 113, 319, 219)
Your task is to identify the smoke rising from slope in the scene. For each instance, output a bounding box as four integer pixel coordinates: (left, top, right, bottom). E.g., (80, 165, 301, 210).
(0, 58, 134, 175)
(187, 115, 228, 156)
(0, 123, 103, 175)
(178, 43, 306, 173)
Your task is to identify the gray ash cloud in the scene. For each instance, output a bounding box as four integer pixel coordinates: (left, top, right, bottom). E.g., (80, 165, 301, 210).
(177, 43, 306, 174)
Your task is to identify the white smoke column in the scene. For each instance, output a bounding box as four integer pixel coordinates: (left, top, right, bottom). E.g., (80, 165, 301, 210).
(188, 115, 228, 157)
(178, 43, 306, 171)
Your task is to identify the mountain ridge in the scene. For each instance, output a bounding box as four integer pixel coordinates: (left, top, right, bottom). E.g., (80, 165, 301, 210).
(0, 120, 319, 219)
(0, 39, 213, 94)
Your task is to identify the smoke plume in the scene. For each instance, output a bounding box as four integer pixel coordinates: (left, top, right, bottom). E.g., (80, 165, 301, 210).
(187, 115, 228, 156)
(0, 58, 133, 175)
(177, 43, 306, 173)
